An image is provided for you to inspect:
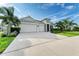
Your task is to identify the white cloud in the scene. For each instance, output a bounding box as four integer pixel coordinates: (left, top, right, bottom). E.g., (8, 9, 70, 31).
(43, 10, 68, 19)
(42, 3, 65, 8)
(56, 4, 76, 10)
(50, 16, 59, 23)
(76, 14, 79, 17)
(61, 3, 65, 7)
(70, 13, 79, 20)
(39, 3, 66, 10)
(65, 5, 75, 10)
(56, 3, 65, 7)
(58, 13, 77, 20)
(40, 3, 55, 9)
(50, 14, 70, 22)
(42, 3, 55, 6)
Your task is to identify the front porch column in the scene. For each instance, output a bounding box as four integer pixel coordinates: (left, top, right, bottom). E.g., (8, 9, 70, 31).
(45, 24, 47, 32)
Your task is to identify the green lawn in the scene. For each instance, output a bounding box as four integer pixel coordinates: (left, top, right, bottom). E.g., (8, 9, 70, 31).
(0, 37, 15, 53)
(57, 31, 79, 37)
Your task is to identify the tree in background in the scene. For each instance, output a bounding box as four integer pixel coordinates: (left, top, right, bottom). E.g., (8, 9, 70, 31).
(55, 18, 77, 31)
(55, 21, 64, 32)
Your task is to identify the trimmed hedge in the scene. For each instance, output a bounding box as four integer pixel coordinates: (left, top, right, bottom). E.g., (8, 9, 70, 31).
(51, 28, 61, 33)
(7, 33, 16, 37)
(0, 32, 16, 37)
(0, 32, 7, 37)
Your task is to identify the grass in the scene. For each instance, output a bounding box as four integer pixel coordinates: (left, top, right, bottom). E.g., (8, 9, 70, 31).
(58, 31, 79, 37)
(0, 37, 15, 53)
(51, 29, 79, 37)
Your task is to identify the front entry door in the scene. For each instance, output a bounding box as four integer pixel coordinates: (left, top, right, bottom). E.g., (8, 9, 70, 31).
(47, 24, 49, 32)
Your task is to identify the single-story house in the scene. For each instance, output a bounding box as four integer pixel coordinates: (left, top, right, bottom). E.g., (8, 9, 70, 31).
(20, 16, 52, 32)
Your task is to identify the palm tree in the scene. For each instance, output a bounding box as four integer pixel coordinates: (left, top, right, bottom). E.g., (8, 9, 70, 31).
(55, 21, 64, 32)
(12, 16, 21, 26)
(62, 19, 70, 30)
(55, 18, 77, 31)
(62, 19, 77, 31)
(68, 20, 77, 30)
(0, 7, 20, 35)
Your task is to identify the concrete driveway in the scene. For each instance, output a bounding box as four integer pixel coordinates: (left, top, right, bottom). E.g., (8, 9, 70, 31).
(1, 32, 62, 56)
(1, 32, 79, 56)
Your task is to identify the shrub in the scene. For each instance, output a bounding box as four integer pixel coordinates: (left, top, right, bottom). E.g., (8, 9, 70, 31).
(2, 34, 7, 37)
(0, 32, 3, 37)
(51, 28, 61, 33)
(0, 32, 7, 37)
(73, 26, 79, 31)
(0, 31, 17, 37)
(11, 27, 20, 35)
(8, 33, 16, 37)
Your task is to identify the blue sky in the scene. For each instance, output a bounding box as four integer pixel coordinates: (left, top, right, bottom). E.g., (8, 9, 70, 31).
(0, 3, 79, 24)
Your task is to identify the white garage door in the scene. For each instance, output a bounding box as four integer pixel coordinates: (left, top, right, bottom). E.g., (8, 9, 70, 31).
(20, 24, 37, 32)
(20, 24, 45, 32)
(36, 24, 45, 32)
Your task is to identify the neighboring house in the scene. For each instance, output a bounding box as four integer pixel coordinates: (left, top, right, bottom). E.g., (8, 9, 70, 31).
(20, 16, 52, 32)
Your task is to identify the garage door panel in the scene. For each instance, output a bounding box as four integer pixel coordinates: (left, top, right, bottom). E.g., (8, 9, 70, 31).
(37, 25, 44, 32)
(39, 26, 44, 32)
(20, 24, 36, 32)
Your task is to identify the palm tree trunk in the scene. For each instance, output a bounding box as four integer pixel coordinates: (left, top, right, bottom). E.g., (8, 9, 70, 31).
(1, 23, 3, 32)
(7, 22, 11, 35)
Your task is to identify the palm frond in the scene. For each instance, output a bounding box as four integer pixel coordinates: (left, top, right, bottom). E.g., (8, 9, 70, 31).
(0, 7, 7, 15)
